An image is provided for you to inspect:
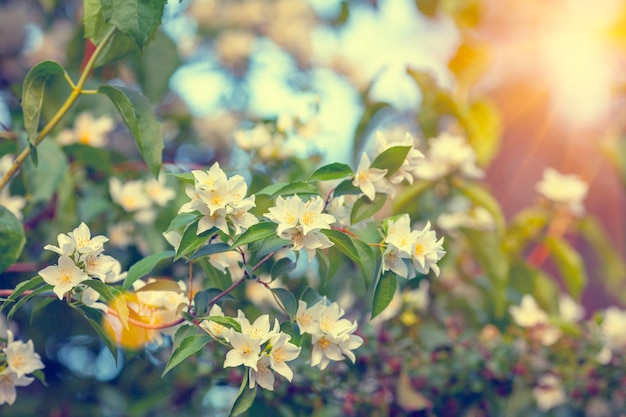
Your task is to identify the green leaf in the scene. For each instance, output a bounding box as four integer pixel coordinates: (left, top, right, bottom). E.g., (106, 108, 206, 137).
(162, 333, 211, 376)
(21, 60, 65, 145)
(122, 250, 175, 291)
(333, 179, 361, 197)
(269, 182, 320, 198)
(279, 321, 302, 346)
(533, 268, 560, 316)
(100, 0, 167, 49)
(190, 243, 231, 260)
(272, 288, 298, 318)
(7, 284, 53, 321)
(370, 146, 412, 177)
(175, 221, 214, 261)
(544, 236, 587, 300)
(82, 280, 130, 328)
(171, 324, 198, 352)
(166, 212, 200, 233)
(0, 207, 26, 273)
(371, 271, 397, 319)
(230, 222, 278, 249)
(205, 316, 242, 333)
(229, 373, 257, 417)
(22, 140, 68, 203)
(73, 305, 119, 361)
(98, 85, 163, 177)
(350, 194, 387, 225)
(168, 172, 195, 185)
(353, 237, 378, 289)
(308, 163, 353, 182)
(1, 276, 43, 313)
(193, 291, 210, 317)
(300, 287, 323, 306)
(458, 183, 506, 234)
(270, 257, 296, 280)
(320, 229, 359, 263)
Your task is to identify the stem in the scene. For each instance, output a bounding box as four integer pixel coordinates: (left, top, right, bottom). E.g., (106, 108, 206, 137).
(0, 26, 116, 192)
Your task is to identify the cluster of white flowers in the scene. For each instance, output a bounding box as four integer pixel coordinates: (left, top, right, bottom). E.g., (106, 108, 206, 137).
(535, 167, 589, 216)
(179, 162, 258, 236)
(0, 154, 26, 221)
(508, 295, 562, 346)
(56, 112, 114, 148)
(533, 373, 566, 411)
(295, 299, 363, 370)
(382, 214, 446, 279)
(437, 196, 495, 232)
(414, 132, 484, 181)
(265, 195, 336, 261)
(202, 306, 301, 391)
(597, 306, 626, 364)
(0, 330, 45, 405)
(38, 223, 125, 301)
(110, 175, 176, 224)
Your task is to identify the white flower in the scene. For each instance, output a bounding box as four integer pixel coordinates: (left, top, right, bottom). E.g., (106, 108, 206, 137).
(80, 253, 118, 281)
(559, 294, 585, 322)
(56, 112, 114, 147)
(411, 221, 445, 277)
(353, 153, 388, 200)
(38, 255, 89, 299)
(299, 196, 336, 235)
(144, 176, 176, 207)
(110, 178, 153, 213)
(385, 214, 417, 256)
(382, 247, 409, 278)
(414, 132, 484, 181)
(0, 188, 26, 221)
(327, 194, 358, 227)
(268, 332, 301, 381)
(0, 369, 34, 405)
(337, 332, 363, 364)
(3, 331, 44, 378)
(600, 307, 626, 351)
(249, 355, 274, 391)
(295, 300, 326, 334)
(229, 196, 258, 235)
(265, 195, 305, 237)
(311, 333, 345, 370)
(103, 259, 127, 284)
(509, 295, 549, 328)
(236, 312, 275, 344)
(197, 206, 229, 235)
(200, 305, 230, 339)
(192, 163, 228, 192)
(44, 222, 108, 257)
(163, 230, 182, 251)
(223, 330, 262, 371)
(533, 374, 566, 411)
(80, 286, 108, 312)
(317, 302, 356, 338)
(536, 168, 588, 216)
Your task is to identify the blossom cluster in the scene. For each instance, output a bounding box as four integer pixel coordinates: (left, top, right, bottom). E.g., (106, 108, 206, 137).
(38, 223, 125, 301)
(295, 299, 363, 370)
(265, 195, 336, 261)
(382, 214, 446, 279)
(201, 306, 301, 391)
(109, 175, 176, 225)
(0, 331, 45, 405)
(179, 162, 258, 236)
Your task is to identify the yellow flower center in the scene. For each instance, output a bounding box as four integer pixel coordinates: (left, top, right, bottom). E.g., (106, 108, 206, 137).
(320, 316, 333, 333)
(59, 269, 73, 284)
(272, 348, 286, 364)
(414, 243, 425, 257)
(318, 337, 331, 350)
(301, 211, 314, 226)
(79, 133, 91, 144)
(248, 327, 264, 339)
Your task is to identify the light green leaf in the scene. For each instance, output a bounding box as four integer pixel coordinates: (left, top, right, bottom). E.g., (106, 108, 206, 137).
(370, 146, 412, 177)
(269, 182, 320, 198)
(230, 222, 278, 250)
(23, 139, 68, 203)
(162, 334, 211, 376)
(371, 271, 397, 319)
(0, 207, 25, 273)
(229, 373, 257, 417)
(21, 60, 65, 145)
(98, 85, 163, 177)
(165, 212, 200, 233)
(320, 229, 359, 263)
(272, 288, 298, 318)
(100, 0, 167, 49)
(174, 220, 213, 261)
(168, 172, 195, 185)
(122, 250, 175, 291)
(545, 236, 587, 300)
(308, 163, 353, 182)
(350, 194, 387, 225)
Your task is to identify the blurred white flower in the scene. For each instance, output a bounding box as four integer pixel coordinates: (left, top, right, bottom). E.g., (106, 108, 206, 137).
(353, 153, 387, 200)
(0, 188, 26, 221)
(535, 168, 588, 216)
(414, 132, 484, 181)
(57, 112, 114, 147)
(558, 294, 585, 322)
(3, 330, 44, 378)
(509, 295, 549, 328)
(533, 374, 566, 411)
(0, 369, 34, 405)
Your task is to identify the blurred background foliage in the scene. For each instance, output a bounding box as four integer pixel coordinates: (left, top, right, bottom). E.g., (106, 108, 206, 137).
(2, 0, 626, 416)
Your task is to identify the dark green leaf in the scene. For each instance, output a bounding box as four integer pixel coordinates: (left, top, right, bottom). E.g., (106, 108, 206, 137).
(22, 140, 68, 203)
(31, 369, 48, 387)
(230, 222, 278, 249)
(333, 179, 361, 197)
(166, 212, 200, 233)
(353, 237, 378, 289)
(279, 321, 302, 346)
(98, 85, 163, 177)
(270, 258, 296, 280)
(320, 229, 359, 263)
(190, 243, 231, 260)
(308, 163, 353, 182)
(72, 305, 119, 361)
(7, 284, 52, 321)
(300, 287, 323, 306)
(162, 333, 211, 376)
(350, 194, 387, 225)
(100, 0, 167, 49)
(175, 221, 214, 261)
(370, 146, 412, 177)
(545, 236, 587, 300)
(82, 279, 117, 302)
(171, 324, 198, 352)
(269, 182, 320, 198)
(0, 207, 25, 273)
(122, 250, 175, 290)
(272, 288, 297, 318)
(193, 291, 210, 317)
(371, 271, 397, 319)
(229, 373, 257, 417)
(1, 276, 43, 312)
(21, 60, 65, 145)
